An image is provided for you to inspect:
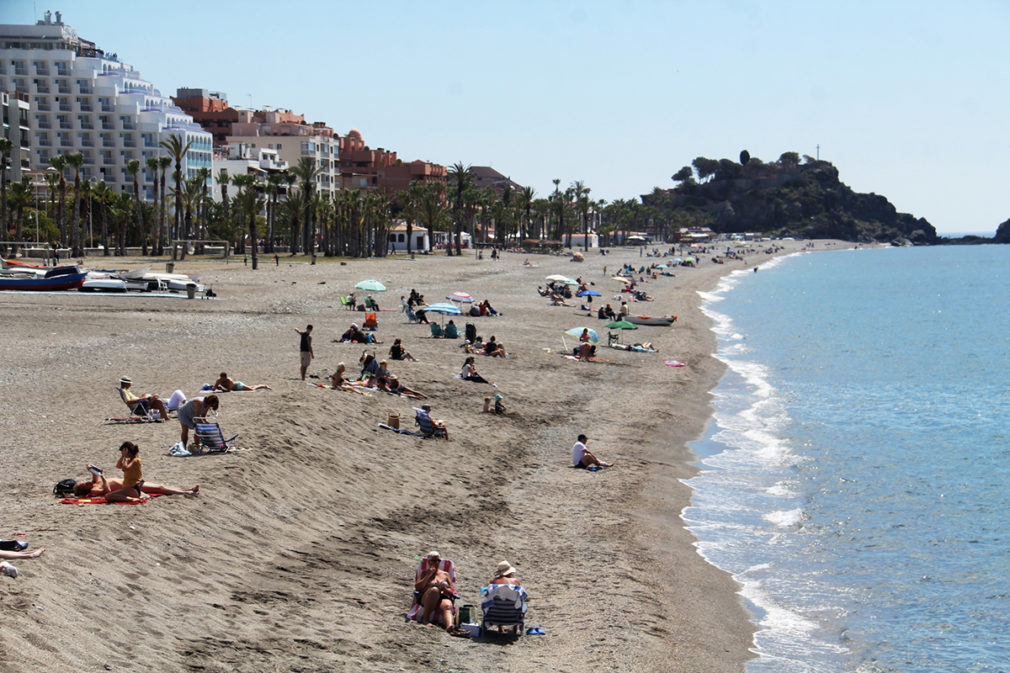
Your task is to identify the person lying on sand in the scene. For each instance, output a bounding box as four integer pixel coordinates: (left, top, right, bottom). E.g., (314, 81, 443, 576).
(73, 462, 199, 499)
(212, 372, 271, 392)
(329, 363, 367, 394)
(1, 547, 45, 579)
(378, 375, 428, 400)
(572, 434, 613, 469)
(414, 551, 458, 632)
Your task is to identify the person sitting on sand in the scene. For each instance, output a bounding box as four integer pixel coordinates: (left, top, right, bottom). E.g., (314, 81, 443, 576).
(103, 441, 146, 503)
(493, 392, 506, 414)
(212, 372, 271, 392)
(572, 434, 612, 469)
(483, 336, 507, 358)
(444, 320, 459, 339)
(359, 352, 379, 380)
(118, 376, 175, 420)
(178, 395, 219, 448)
(73, 463, 199, 498)
(414, 551, 458, 631)
(461, 356, 493, 384)
(389, 338, 417, 361)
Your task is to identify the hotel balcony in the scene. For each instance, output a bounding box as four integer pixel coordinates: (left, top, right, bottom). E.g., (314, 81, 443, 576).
(37, 119, 52, 129)
(37, 101, 51, 112)
(57, 83, 71, 95)
(59, 102, 72, 112)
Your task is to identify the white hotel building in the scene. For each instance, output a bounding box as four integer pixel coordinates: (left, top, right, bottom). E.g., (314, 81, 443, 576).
(0, 12, 211, 199)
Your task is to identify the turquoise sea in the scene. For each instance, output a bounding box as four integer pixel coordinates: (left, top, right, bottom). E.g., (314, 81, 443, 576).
(685, 245, 1010, 672)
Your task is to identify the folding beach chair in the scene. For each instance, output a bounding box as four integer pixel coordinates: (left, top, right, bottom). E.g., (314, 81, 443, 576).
(340, 295, 355, 310)
(115, 387, 159, 422)
(414, 408, 447, 440)
(192, 417, 238, 454)
(481, 584, 529, 637)
(429, 323, 443, 338)
(406, 556, 458, 624)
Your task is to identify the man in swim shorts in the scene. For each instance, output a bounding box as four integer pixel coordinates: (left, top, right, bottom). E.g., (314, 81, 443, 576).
(295, 325, 314, 380)
(212, 372, 271, 392)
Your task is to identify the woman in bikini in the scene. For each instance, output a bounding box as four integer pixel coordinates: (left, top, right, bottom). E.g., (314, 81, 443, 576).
(105, 441, 146, 503)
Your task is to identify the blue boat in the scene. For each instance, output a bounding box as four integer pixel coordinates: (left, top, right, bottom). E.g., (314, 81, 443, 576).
(0, 265, 88, 291)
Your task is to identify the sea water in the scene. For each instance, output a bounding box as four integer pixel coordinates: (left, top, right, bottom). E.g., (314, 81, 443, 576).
(684, 245, 1010, 673)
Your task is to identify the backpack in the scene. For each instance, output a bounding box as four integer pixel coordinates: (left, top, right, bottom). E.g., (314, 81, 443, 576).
(53, 478, 77, 498)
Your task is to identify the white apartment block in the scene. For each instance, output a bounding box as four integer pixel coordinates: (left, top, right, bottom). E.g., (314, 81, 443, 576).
(1, 89, 31, 181)
(0, 12, 212, 200)
(212, 144, 289, 202)
(227, 127, 340, 200)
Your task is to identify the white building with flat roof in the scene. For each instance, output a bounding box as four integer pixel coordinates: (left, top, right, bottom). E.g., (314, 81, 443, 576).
(0, 11, 211, 199)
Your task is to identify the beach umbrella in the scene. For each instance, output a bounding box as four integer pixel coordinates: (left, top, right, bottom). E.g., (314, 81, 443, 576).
(684, 256, 697, 264)
(546, 274, 570, 282)
(611, 276, 632, 285)
(577, 289, 601, 297)
(672, 257, 683, 263)
(565, 327, 599, 342)
(655, 264, 667, 269)
(606, 319, 638, 344)
(447, 291, 474, 303)
(419, 301, 462, 327)
(355, 279, 386, 292)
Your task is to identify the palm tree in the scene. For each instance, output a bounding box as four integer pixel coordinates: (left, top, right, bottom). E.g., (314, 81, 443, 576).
(126, 160, 145, 254)
(265, 172, 283, 253)
(290, 157, 318, 257)
(49, 155, 68, 249)
(159, 134, 192, 259)
(65, 153, 85, 254)
(447, 162, 471, 256)
(231, 173, 261, 268)
(156, 156, 171, 254)
(571, 180, 591, 252)
(0, 137, 12, 234)
(8, 179, 32, 240)
(91, 180, 112, 255)
(517, 186, 535, 244)
(145, 157, 160, 255)
(195, 167, 212, 239)
(115, 191, 132, 255)
(365, 190, 390, 257)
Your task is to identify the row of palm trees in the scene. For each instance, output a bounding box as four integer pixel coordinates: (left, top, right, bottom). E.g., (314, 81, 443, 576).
(2, 135, 662, 260)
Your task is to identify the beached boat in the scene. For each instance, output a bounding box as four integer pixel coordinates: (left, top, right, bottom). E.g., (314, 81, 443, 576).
(120, 267, 204, 292)
(625, 314, 677, 326)
(0, 265, 87, 291)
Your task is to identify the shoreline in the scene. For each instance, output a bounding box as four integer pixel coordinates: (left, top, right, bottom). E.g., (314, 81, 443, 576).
(0, 240, 838, 672)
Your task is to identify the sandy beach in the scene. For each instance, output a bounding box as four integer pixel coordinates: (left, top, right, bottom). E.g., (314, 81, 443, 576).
(0, 240, 830, 672)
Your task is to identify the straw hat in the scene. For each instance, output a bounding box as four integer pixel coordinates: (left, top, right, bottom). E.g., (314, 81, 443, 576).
(119, 376, 132, 384)
(495, 560, 516, 578)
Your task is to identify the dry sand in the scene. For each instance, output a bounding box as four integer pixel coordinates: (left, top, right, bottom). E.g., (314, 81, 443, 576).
(0, 240, 832, 672)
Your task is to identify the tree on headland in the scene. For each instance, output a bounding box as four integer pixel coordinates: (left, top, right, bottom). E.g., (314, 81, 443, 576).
(739, 149, 751, 166)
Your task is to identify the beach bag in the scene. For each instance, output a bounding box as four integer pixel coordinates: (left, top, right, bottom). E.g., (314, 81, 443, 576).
(53, 478, 77, 497)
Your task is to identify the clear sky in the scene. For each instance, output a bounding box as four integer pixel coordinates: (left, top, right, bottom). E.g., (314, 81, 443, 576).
(3, 0, 1007, 234)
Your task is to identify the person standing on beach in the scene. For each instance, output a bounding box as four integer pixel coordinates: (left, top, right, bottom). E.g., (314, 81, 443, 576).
(572, 434, 612, 469)
(295, 325, 314, 380)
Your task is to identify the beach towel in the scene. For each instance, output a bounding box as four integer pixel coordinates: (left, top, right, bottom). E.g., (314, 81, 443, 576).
(664, 360, 686, 367)
(378, 423, 425, 437)
(60, 494, 163, 505)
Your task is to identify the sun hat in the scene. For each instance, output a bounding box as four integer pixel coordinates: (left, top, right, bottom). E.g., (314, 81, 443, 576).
(495, 560, 516, 577)
(119, 376, 132, 384)
(427, 550, 440, 559)
(494, 393, 504, 401)
(351, 323, 358, 328)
